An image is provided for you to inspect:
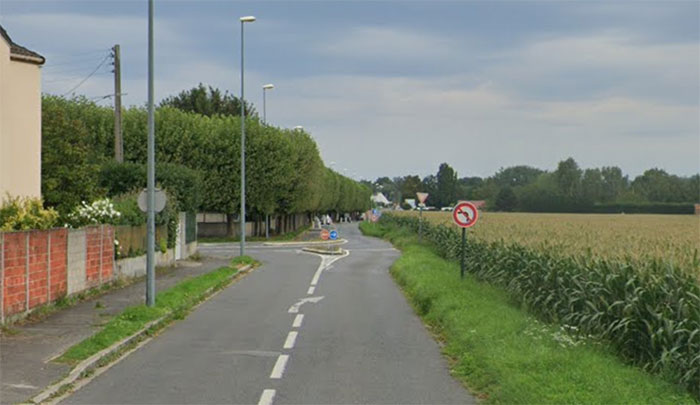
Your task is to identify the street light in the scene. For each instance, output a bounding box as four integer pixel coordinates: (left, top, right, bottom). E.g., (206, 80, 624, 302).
(262, 83, 274, 124)
(240, 15, 255, 257)
(145, 0, 156, 307)
(262, 82, 275, 239)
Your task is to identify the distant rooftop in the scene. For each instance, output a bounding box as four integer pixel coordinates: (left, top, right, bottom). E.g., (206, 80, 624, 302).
(0, 24, 45, 65)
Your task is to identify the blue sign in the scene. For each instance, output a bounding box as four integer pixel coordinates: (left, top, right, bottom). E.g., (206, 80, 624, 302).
(329, 230, 338, 240)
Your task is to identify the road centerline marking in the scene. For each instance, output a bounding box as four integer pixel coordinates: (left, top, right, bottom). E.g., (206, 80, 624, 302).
(292, 314, 304, 328)
(270, 354, 289, 379)
(283, 331, 298, 349)
(258, 389, 276, 405)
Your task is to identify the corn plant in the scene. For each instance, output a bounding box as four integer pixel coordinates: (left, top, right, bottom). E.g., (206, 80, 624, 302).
(380, 214, 700, 398)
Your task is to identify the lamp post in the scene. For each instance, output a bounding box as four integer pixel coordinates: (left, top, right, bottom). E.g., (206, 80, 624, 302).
(262, 83, 274, 238)
(146, 0, 156, 307)
(240, 15, 255, 256)
(262, 83, 274, 124)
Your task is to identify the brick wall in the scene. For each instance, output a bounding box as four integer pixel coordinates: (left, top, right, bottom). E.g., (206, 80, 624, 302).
(0, 225, 113, 322)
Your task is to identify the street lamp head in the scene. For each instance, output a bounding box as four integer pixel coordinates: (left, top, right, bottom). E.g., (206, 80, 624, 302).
(240, 16, 256, 22)
(263, 84, 275, 90)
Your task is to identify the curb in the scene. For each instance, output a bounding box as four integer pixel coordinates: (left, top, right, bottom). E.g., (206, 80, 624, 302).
(29, 264, 253, 404)
(263, 239, 347, 247)
(301, 247, 347, 256)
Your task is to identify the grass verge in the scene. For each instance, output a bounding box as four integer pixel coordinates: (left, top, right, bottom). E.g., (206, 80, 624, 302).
(359, 221, 696, 404)
(55, 257, 256, 365)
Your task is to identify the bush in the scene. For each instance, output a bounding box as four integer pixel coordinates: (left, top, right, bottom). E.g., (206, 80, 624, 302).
(100, 161, 202, 213)
(64, 198, 122, 228)
(111, 190, 179, 248)
(379, 213, 700, 398)
(99, 161, 146, 196)
(112, 192, 145, 226)
(0, 195, 59, 231)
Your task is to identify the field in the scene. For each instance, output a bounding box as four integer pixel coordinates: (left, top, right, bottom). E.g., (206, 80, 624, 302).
(377, 213, 700, 397)
(396, 211, 700, 274)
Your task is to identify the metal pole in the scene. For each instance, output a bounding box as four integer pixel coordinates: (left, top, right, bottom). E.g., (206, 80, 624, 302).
(263, 85, 270, 239)
(461, 227, 466, 279)
(418, 206, 423, 243)
(240, 21, 246, 257)
(146, 0, 156, 307)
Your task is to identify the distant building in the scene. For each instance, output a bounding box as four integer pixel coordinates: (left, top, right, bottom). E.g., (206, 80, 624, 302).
(0, 25, 45, 199)
(470, 200, 487, 210)
(371, 192, 391, 207)
(457, 200, 486, 210)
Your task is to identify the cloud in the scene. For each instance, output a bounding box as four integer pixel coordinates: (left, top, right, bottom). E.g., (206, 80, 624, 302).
(317, 26, 458, 62)
(265, 72, 698, 179)
(2, 6, 697, 179)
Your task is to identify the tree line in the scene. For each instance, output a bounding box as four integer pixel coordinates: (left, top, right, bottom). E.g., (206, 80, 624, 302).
(41, 87, 370, 234)
(367, 159, 699, 213)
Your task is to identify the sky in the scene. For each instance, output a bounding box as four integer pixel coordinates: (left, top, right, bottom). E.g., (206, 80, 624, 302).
(1, 0, 698, 180)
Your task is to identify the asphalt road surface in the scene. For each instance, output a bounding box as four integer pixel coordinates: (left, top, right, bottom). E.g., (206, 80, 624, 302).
(62, 223, 475, 404)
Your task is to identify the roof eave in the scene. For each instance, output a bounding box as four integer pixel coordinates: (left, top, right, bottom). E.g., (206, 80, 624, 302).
(10, 53, 45, 65)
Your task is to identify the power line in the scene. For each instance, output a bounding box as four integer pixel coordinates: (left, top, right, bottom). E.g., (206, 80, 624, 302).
(43, 71, 111, 84)
(42, 53, 111, 69)
(61, 53, 111, 97)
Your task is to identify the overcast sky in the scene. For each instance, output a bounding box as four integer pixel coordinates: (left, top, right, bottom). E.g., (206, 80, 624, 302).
(1, 0, 698, 180)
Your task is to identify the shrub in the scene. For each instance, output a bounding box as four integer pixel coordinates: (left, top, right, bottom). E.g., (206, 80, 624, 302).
(0, 195, 59, 231)
(99, 161, 146, 196)
(99, 161, 202, 213)
(65, 198, 121, 228)
(111, 190, 179, 248)
(112, 192, 145, 226)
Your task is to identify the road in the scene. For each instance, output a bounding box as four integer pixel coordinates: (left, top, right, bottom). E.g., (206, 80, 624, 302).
(62, 223, 475, 404)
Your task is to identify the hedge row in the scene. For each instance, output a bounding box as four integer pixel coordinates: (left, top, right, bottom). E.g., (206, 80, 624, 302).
(589, 203, 696, 215)
(379, 214, 700, 399)
(42, 96, 371, 219)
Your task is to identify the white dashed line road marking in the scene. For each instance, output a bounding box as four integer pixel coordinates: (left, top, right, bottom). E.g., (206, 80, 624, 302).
(292, 314, 304, 328)
(270, 355, 289, 379)
(307, 286, 315, 295)
(283, 331, 298, 349)
(258, 389, 276, 405)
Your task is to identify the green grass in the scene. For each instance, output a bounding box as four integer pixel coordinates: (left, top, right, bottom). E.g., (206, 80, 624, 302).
(56, 264, 244, 365)
(359, 221, 696, 404)
(199, 225, 310, 243)
(231, 255, 260, 267)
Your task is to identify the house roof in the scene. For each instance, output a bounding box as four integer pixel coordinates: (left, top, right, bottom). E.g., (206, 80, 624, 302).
(0, 24, 45, 65)
(372, 192, 391, 205)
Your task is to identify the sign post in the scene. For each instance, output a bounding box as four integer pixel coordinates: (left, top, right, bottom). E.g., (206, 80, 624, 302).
(452, 201, 479, 279)
(416, 192, 429, 243)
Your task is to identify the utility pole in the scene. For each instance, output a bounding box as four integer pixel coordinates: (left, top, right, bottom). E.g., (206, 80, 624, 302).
(112, 44, 123, 162)
(146, 1, 156, 307)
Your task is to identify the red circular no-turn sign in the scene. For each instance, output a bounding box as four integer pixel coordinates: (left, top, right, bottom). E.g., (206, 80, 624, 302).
(320, 229, 330, 240)
(452, 202, 479, 228)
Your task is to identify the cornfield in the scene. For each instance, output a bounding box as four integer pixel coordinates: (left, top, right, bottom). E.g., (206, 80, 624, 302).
(396, 211, 700, 276)
(380, 213, 700, 398)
